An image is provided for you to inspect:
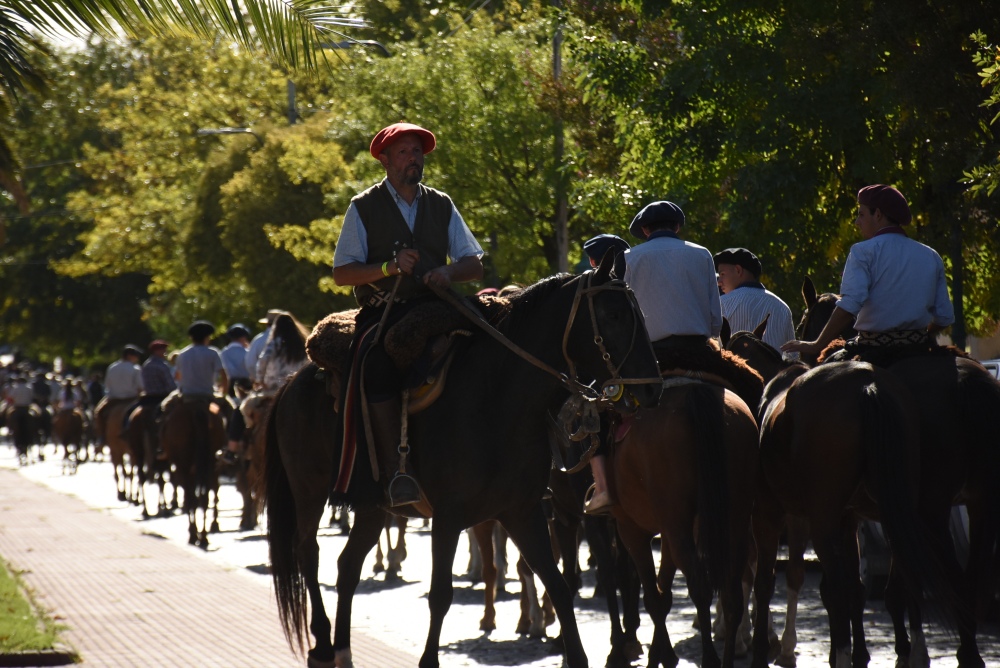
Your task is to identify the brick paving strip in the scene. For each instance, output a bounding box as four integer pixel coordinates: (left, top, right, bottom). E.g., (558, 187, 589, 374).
(0, 469, 418, 667)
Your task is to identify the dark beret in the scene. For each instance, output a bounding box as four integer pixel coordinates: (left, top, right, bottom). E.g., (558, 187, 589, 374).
(188, 320, 215, 340)
(713, 247, 762, 278)
(583, 234, 631, 262)
(226, 323, 251, 340)
(370, 123, 436, 160)
(857, 184, 911, 226)
(629, 201, 685, 239)
(122, 344, 144, 357)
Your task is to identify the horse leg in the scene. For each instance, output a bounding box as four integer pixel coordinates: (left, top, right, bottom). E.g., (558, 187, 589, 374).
(373, 522, 386, 576)
(515, 555, 546, 637)
(418, 522, 462, 668)
(813, 523, 854, 668)
(331, 508, 388, 668)
(386, 517, 407, 578)
(583, 515, 636, 668)
(209, 476, 221, 534)
(750, 486, 783, 668)
(838, 518, 870, 668)
(471, 522, 498, 633)
(777, 516, 809, 667)
(501, 508, 588, 668)
(666, 526, 721, 668)
(464, 527, 484, 583)
(616, 517, 677, 668)
(494, 523, 510, 594)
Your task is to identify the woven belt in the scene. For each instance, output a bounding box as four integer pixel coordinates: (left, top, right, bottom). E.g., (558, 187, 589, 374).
(364, 291, 406, 309)
(854, 329, 929, 347)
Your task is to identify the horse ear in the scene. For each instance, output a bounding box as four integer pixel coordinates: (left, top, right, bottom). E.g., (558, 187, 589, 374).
(802, 276, 818, 308)
(594, 248, 613, 282)
(720, 318, 731, 347)
(753, 313, 770, 339)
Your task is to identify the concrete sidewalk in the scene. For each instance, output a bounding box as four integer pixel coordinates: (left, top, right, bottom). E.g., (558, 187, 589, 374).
(0, 468, 418, 667)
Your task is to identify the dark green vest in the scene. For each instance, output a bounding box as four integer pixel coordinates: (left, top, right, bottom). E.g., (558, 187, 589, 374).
(352, 181, 452, 307)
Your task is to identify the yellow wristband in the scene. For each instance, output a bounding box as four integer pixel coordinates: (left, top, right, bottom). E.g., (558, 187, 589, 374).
(381, 261, 390, 277)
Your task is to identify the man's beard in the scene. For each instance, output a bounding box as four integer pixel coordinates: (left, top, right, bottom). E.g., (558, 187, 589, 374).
(404, 164, 423, 185)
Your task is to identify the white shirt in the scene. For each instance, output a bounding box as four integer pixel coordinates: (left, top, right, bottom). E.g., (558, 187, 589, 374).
(624, 233, 722, 341)
(104, 359, 144, 399)
(720, 284, 797, 351)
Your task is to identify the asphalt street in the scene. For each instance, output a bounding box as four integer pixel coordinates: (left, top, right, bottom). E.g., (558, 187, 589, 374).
(2, 440, 998, 667)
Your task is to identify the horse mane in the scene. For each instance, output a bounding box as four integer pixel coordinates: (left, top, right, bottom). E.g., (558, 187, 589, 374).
(489, 273, 575, 335)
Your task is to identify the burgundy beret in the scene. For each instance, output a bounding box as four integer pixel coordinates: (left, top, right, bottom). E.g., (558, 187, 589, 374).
(857, 184, 911, 226)
(369, 123, 436, 160)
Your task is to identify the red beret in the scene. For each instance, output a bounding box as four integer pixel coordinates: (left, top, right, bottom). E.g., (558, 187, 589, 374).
(857, 184, 911, 226)
(148, 340, 169, 351)
(369, 123, 436, 160)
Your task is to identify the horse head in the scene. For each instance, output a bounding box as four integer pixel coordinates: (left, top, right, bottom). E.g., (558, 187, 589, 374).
(796, 277, 856, 364)
(566, 251, 661, 412)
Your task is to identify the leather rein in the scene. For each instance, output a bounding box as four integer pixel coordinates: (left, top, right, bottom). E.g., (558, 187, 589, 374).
(427, 271, 661, 475)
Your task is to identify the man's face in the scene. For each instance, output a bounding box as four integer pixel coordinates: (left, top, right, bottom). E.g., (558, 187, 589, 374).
(855, 204, 879, 239)
(379, 134, 425, 186)
(716, 262, 744, 294)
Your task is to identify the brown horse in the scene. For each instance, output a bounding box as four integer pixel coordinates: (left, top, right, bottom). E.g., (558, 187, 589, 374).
(749, 359, 966, 668)
(126, 404, 176, 519)
(160, 398, 225, 548)
(104, 401, 138, 503)
(52, 408, 86, 474)
(237, 393, 272, 531)
(259, 265, 662, 668)
(797, 282, 1000, 667)
(722, 326, 819, 667)
(608, 377, 759, 668)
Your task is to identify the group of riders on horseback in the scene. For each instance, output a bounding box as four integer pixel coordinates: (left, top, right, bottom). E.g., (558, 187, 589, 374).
(306, 121, 997, 668)
(6, 119, 996, 667)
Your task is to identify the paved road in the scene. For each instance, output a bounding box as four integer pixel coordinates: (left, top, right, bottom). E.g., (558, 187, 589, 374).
(2, 441, 997, 667)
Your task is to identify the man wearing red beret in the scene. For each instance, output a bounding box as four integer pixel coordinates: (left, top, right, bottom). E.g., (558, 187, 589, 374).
(782, 184, 954, 360)
(333, 122, 484, 506)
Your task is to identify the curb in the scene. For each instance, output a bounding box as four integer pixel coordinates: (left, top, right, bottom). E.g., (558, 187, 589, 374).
(0, 646, 79, 667)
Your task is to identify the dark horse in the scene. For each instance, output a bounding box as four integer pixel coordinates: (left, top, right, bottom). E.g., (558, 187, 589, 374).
(160, 399, 225, 548)
(260, 259, 661, 668)
(750, 361, 932, 667)
(797, 279, 1000, 668)
(608, 373, 760, 668)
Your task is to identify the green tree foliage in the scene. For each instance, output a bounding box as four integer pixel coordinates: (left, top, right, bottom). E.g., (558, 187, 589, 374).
(572, 0, 1000, 341)
(0, 43, 152, 364)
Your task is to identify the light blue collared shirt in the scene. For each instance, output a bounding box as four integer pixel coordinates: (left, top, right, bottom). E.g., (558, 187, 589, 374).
(836, 233, 954, 332)
(333, 179, 483, 268)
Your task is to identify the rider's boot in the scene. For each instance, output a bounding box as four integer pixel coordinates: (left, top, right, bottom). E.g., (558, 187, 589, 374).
(369, 397, 423, 507)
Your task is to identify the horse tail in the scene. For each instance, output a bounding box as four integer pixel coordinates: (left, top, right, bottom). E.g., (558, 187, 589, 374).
(192, 404, 214, 499)
(260, 379, 308, 656)
(687, 383, 730, 590)
(860, 373, 957, 624)
(959, 369, 1000, 614)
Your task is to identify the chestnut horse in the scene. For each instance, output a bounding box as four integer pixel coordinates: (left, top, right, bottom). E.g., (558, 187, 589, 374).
(259, 262, 661, 668)
(608, 376, 760, 668)
(796, 279, 1000, 667)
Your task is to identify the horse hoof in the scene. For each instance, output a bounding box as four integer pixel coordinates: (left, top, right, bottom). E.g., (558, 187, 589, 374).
(775, 654, 797, 667)
(625, 640, 643, 661)
(117, 491, 127, 502)
(210, 521, 220, 533)
(198, 538, 209, 550)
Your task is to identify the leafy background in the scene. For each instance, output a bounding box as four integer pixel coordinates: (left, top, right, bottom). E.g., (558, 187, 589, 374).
(2, 0, 1000, 367)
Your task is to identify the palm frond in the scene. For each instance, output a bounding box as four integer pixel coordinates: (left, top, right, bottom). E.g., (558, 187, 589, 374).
(5, 1, 367, 76)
